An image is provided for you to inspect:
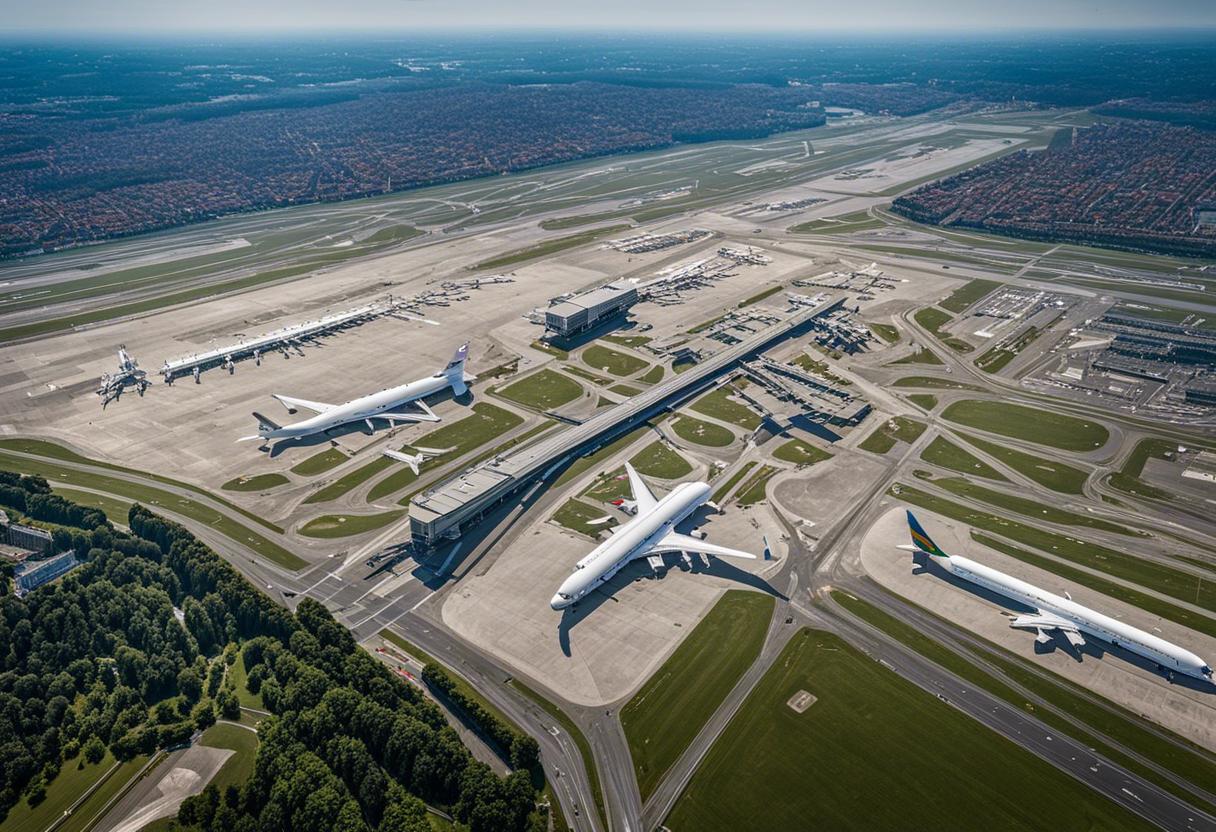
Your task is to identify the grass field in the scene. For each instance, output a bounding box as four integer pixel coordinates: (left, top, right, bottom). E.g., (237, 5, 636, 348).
(671, 416, 735, 448)
(609, 384, 642, 397)
(894, 484, 1216, 628)
(470, 223, 632, 270)
(581, 344, 650, 377)
(622, 591, 773, 801)
(552, 499, 618, 538)
(553, 423, 657, 489)
(919, 436, 1007, 482)
(304, 456, 395, 504)
(49, 487, 134, 524)
(957, 433, 1089, 493)
(200, 723, 260, 793)
(602, 334, 653, 348)
(771, 438, 832, 466)
(929, 475, 1139, 536)
(832, 591, 1216, 816)
(496, 368, 583, 410)
(858, 416, 926, 455)
(907, 393, 937, 411)
(665, 628, 1155, 832)
(0, 750, 121, 832)
(532, 340, 570, 360)
(221, 473, 290, 492)
(298, 510, 404, 538)
(289, 447, 348, 476)
(366, 403, 526, 501)
(914, 306, 973, 353)
(869, 323, 899, 343)
(637, 364, 664, 384)
(788, 210, 885, 235)
(0, 438, 281, 532)
(735, 465, 778, 506)
(942, 400, 1109, 452)
(738, 285, 783, 307)
(229, 652, 266, 710)
(939, 278, 1003, 313)
(629, 441, 693, 479)
(28, 753, 154, 832)
(711, 462, 756, 504)
(0, 448, 304, 569)
(690, 386, 761, 430)
(888, 346, 944, 366)
(892, 375, 983, 391)
(583, 468, 632, 503)
(561, 365, 612, 385)
(1107, 438, 1185, 501)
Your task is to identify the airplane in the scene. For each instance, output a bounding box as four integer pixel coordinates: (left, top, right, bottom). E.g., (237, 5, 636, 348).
(240, 343, 474, 442)
(901, 510, 1213, 684)
(381, 446, 454, 475)
(551, 463, 758, 610)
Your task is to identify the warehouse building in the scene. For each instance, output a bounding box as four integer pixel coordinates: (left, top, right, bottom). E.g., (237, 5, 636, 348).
(544, 280, 639, 339)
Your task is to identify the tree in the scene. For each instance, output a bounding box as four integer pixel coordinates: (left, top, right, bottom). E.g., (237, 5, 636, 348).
(193, 700, 216, 731)
(218, 689, 241, 721)
(82, 736, 105, 765)
(510, 734, 540, 771)
(178, 667, 203, 702)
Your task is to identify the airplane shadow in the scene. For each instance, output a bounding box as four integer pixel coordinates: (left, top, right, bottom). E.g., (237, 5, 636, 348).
(557, 552, 786, 657)
(914, 554, 1214, 693)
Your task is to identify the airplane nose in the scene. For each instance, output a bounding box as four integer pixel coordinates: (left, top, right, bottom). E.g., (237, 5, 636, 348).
(550, 595, 564, 610)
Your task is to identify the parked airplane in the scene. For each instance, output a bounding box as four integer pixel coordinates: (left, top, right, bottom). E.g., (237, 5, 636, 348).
(381, 446, 454, 475)
(240, 344, 473, 442)
(902, 511, 1212, 683)
(551, 463, 757, 610)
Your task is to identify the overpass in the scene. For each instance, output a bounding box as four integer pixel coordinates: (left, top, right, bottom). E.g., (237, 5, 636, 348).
(408, 296, 843, 550)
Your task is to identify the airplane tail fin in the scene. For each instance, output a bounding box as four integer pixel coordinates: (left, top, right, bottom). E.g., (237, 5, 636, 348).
(444, 343, 470, 395)
(906, 510, 949, 558)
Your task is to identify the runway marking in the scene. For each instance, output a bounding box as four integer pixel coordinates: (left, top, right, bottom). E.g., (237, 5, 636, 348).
(351, 574, 394, 606)
(351, 600, 397, 629)
(300, 571, 340, 595)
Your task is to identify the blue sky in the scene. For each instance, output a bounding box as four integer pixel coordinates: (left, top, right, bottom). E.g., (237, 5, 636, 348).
(1, 0, 1214, 34)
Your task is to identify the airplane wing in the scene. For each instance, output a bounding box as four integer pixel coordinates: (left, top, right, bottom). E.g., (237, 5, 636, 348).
(650, 531, 757, 560)
(273, 394, 334, 414)
(625, 462, 659, 514)
(1010, 611, 1086, 648)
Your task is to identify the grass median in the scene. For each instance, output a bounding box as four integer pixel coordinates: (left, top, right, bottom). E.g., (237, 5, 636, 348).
(622, 590, 773, 801)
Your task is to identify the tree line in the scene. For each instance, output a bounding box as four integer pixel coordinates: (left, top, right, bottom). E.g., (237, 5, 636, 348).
(0, 472, 548, 831)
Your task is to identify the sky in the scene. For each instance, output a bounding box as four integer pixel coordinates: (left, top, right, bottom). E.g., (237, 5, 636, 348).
(1, 0, 1214, 35)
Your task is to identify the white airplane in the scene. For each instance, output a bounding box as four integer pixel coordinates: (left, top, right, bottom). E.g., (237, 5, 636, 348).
(240, 344, 474, 442)
(551, 463, 757, 610)
(381, 446, 454, 475)
(902, 511, 1213, 683)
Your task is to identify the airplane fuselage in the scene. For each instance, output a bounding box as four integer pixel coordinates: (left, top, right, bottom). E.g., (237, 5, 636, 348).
(266, 373, 451, 440)
(930, 551, 1212, 681)
(551, 481, 709, 609)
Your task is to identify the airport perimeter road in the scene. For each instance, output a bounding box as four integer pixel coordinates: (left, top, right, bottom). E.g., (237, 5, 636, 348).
(815, 599, 1216, 832)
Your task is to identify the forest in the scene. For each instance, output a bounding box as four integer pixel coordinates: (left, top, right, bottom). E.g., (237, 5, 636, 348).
(0, 471, 545, 832)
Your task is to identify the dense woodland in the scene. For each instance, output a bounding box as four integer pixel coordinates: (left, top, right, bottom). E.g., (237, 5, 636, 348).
(0, 472, 545, 832)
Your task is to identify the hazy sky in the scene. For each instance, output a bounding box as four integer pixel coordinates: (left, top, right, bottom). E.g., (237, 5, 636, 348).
(1, 0, 1214, 35)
